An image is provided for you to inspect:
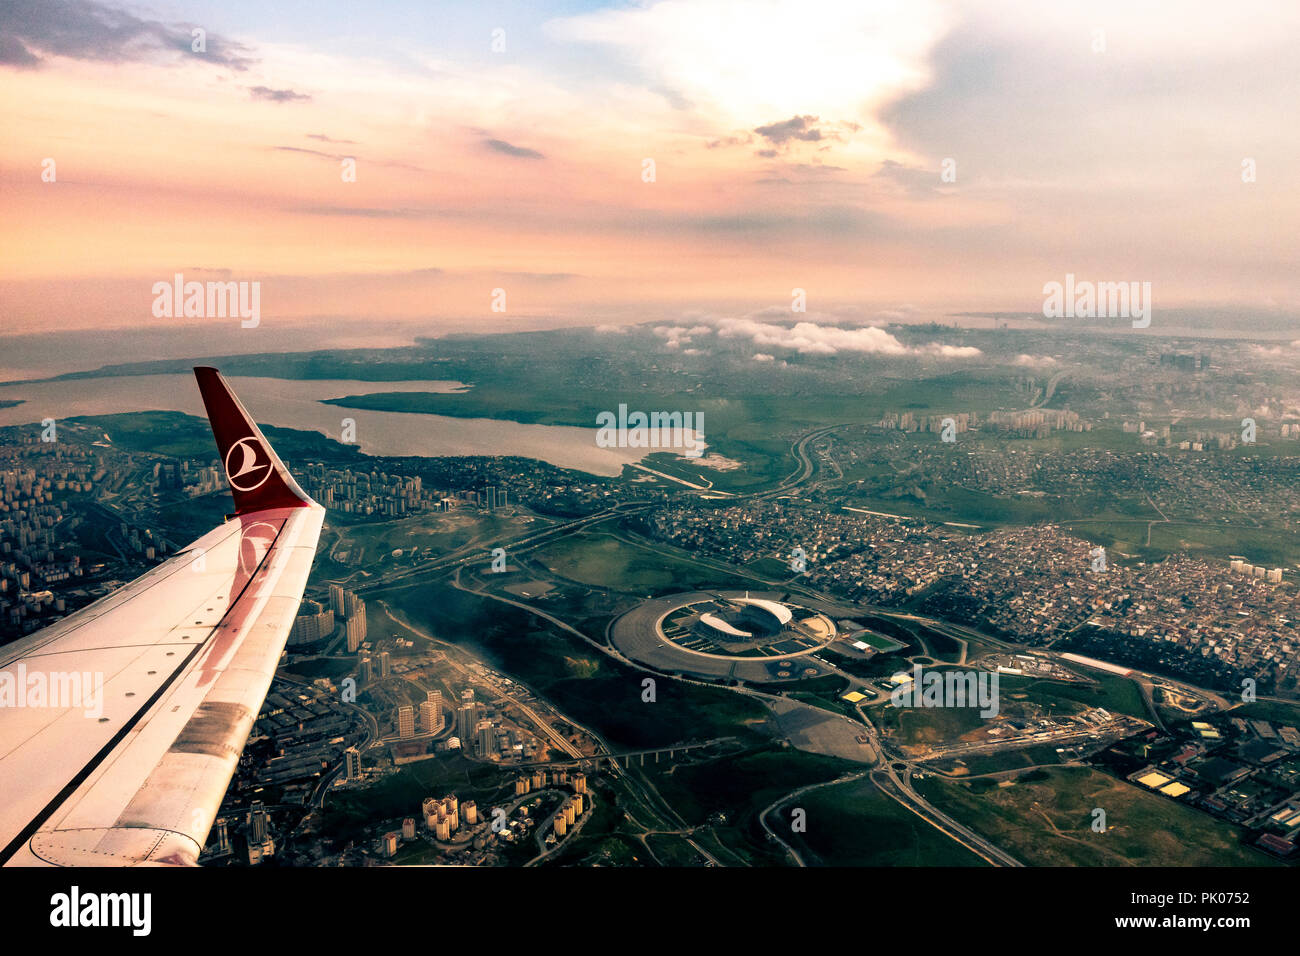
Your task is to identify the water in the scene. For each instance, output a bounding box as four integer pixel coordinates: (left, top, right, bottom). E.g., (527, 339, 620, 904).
(0, 375, 649, 476)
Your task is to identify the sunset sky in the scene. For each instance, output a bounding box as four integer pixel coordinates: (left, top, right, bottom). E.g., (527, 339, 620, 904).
(2, 0, 1299, 336)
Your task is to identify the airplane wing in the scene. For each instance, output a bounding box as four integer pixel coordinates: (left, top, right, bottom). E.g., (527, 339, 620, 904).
(0, 368, 325, 866)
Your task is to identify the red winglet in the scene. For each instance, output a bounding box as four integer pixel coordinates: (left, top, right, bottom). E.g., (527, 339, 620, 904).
(194, 367, 315, 514)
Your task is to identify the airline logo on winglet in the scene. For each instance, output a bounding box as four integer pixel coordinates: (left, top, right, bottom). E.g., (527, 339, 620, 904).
(194, 367, 315, 514)
(225, 437, 274, 492)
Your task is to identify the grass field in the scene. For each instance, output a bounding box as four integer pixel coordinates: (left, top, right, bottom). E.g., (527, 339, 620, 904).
(638, 746, 862, 865)
(915, 765, 1275, 866)
(1230, 699, 1300, 725)
(1064, 518, 1300, 567)
(1019, 674, 1152, 721)
(329, 509, 544, 573)
(887, 703, 991, 748)
(530, 530, 759, 595)
(929, 743, 1078, 776)
(779, 775, 987, 866)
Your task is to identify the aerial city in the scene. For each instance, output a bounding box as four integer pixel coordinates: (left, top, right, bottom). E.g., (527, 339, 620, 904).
(0, 0, 1294, 938)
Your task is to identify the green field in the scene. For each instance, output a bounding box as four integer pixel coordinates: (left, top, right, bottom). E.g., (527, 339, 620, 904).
(328, 509, 544, 573)
(1063, 518, 1300, 567)
(915, 765, 1275, 866)
(929, 743, 1078, 776)
(779, 775, 986, 866)
(859, 631, 908, 652)
(637, 746, 862, 864)
(1017, 674, 1152, 721)
(886, 702, 992, 748)
(530, 530, 759, 595)
(1230, 699, 1300, 725)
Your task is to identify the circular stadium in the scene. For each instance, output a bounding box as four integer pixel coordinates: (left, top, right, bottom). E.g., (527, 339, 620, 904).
(610, 590, 847, 683)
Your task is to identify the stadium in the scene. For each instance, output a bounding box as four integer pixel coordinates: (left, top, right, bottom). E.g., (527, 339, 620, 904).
(609, 590, 846, 684)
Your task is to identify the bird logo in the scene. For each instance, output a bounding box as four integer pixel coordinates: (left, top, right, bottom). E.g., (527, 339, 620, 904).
(224, 436, 274, 491)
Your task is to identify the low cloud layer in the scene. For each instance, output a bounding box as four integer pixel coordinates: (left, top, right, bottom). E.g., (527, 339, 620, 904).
(715, 317, 982, 358)
(646, 316, 983, 359)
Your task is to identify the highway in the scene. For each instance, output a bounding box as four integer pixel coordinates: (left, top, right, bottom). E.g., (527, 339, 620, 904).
(873, 765, 1023, 867)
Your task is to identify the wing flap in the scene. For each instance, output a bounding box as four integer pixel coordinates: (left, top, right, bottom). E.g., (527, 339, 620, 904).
(30, 827, 196, 868)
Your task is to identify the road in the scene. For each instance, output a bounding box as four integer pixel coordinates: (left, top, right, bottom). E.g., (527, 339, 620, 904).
(758, 772, 868, 866)
(873, 765, 1023, 867)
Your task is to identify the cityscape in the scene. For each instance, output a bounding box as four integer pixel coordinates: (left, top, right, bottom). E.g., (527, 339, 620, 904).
(5, 325, 1300, 876)
(1, 0, 1295, 941)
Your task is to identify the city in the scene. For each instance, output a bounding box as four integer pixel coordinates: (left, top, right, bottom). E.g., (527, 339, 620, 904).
(1, 0, 1295, 941)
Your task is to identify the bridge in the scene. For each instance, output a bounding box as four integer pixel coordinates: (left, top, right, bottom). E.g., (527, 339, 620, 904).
(515, 737, 739, 770)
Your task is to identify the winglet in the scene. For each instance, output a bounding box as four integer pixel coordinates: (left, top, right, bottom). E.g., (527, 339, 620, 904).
(194, 367, 315, 514)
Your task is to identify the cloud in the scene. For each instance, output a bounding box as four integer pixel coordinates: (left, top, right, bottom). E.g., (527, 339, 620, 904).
(0, 0, 253, 70)
(292, 204, 436, 219)
(874, 159, 945, 198)
(654, 86, 693, 111)
(1248, 343, 1300, 358)
(499, 271, 579, 282)
(714, 317, 982, 358)
(753, 353, 775, 362)
(754, 115, 825, 144)
(483, 137, 544, 160)
(1013, 354, 1058, 367)
(545, 0, 949, 132)
(652, 324, 716, 349)
(273, 145, 340, 159)
(307, 133, 358, 145)
(0, 33, 41, 68)
(250, 85, 311, 103)
(882, 1, 1300, 191)
(706, 134, 753, 149)
(652, 325, 690, 349)
(929, 343, 983, 358)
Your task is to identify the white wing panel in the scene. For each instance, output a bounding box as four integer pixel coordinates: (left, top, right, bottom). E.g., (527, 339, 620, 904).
(0, 504, 324, 866)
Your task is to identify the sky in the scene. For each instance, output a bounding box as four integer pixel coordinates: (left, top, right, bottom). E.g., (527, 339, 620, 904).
(1, 0, 1299, 339)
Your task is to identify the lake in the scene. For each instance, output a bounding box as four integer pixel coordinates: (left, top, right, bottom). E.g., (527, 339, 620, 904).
(0, 374, 655, 476)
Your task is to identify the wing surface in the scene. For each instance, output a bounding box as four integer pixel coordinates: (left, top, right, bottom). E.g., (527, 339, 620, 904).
(0, 369, 325, 866)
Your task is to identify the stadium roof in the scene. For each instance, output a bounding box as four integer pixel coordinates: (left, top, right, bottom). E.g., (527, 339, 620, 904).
(735, 597, 794, 625)
(698, 612, 752, 638)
